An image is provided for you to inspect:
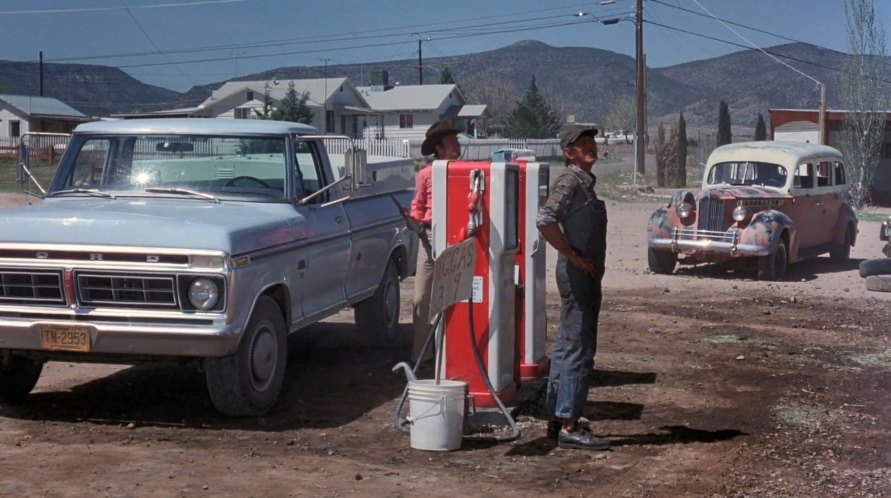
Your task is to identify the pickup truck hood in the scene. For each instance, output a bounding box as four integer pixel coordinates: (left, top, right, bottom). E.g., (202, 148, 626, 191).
(0, 198, 305, 255)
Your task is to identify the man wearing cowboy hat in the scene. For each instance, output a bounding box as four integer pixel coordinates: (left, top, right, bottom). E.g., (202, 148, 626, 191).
(536, 124, 611, 451)
(409, 118, 462, 362)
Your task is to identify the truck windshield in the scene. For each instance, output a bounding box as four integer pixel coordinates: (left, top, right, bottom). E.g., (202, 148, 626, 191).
(56, 135, 288, 201)
(706, 161, 787, 188)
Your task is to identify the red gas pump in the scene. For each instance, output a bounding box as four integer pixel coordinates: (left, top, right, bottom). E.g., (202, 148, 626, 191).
(515, 161, 550, 380)
(431, 160, 520, 409)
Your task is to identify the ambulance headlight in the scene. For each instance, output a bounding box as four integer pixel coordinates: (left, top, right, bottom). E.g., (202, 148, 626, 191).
(676, 202, 693, 219)
(732, 205, 748, 222)
(188, 278, 220, 311)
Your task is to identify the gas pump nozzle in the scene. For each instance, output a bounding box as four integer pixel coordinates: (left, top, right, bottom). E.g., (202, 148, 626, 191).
(390, 194, 431, 252)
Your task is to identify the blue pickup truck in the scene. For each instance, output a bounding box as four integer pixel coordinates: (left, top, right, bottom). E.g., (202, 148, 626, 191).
(1, 118, 417, 416)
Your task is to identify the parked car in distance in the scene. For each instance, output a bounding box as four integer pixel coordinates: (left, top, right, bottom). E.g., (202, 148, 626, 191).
(647, 141, 858, 280)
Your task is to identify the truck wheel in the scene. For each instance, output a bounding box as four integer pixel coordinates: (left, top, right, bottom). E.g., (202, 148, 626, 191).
(865, 275, 891, 292)
(205, 296, 287, 417)
(757, 241, 788, 281)
(354, 260, 401, 345)
(859, 258, 891, 277)
(829, 225, 854, 263)
(647, 248, 677, 275)
(0, 353, 44, 403)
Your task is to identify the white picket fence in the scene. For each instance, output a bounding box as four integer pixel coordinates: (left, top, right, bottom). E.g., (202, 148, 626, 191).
(323, 137, 563, 160)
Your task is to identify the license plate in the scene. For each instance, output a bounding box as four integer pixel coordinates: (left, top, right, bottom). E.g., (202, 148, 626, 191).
(40, 324, 91, 352)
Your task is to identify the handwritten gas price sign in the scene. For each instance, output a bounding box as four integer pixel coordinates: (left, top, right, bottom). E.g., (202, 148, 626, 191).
(428, 238, 477, 323)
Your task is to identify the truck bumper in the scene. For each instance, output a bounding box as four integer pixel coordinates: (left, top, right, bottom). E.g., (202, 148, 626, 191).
(649, 228, 770, 257)
(0, 317, 241, 358)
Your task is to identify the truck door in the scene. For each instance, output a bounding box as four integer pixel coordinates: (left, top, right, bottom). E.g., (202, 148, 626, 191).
(788, 162, 820, 250)
(294, 140, 350, 318)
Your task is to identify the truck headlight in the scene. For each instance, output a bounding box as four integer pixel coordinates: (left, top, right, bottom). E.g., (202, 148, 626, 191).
(732, 205, 748, 222)
(676, 202, 693, 219)
(188, 278, 220, 311)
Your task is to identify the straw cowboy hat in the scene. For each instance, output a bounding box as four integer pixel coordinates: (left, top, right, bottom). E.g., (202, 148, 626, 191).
(421, 118, 462, 156)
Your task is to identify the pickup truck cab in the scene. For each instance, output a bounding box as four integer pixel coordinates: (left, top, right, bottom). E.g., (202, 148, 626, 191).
(1, 118, 417, 416)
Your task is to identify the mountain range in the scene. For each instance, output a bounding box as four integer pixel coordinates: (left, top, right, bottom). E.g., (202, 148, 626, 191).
(1, 41, 888, 135)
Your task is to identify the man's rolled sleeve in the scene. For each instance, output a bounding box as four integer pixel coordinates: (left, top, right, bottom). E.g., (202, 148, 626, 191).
(536, 181, 574, 228)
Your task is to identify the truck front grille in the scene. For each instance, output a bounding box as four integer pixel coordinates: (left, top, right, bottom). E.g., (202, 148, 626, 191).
(77, 273, 177, 307)
(698, 196, 726, 232)
(0, 269, 64, 304)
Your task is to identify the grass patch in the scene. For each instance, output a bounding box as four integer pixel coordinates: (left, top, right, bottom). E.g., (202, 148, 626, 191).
(0, 157, 57, 193)
(772, 400, 835, 429)
(856, 210, 890, 222)
(850, 352, 891, 369)
(702, 334, 750, 344)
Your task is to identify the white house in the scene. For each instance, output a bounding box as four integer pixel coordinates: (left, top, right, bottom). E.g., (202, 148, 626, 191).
(0, 94, 89, 141)
(192, 78, 375, 138)
(357, 71, 488, 140)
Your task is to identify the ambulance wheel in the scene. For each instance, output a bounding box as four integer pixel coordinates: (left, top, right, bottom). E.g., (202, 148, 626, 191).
(0, 353, 44, 403)
(355, 260, 401, 345)
(205, 296, 287, 417)
(648, 248, 677, 274)
(757, 241, 788, 281)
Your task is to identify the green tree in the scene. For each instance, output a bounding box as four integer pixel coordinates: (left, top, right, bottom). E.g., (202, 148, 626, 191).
(271, 82, 314, 125)
(440, 67, 455, 84)
(716, 100, 732, 146)
(839, 0, 888, 208)
(654, 122, 678, 187)
(505, 76, 560, 139)
(674, 112, 687, 187)
(754, 113, 767, 141)
(253, 82, 274, 120)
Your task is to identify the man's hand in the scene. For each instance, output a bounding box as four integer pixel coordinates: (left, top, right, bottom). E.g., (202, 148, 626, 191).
(569, 252, 599, 277)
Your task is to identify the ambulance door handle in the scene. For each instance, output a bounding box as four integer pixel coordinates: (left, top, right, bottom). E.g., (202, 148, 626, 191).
(530, 238, 541, 255)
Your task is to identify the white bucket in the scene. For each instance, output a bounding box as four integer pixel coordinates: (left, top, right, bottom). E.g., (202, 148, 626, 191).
(407, 379, 467, 451)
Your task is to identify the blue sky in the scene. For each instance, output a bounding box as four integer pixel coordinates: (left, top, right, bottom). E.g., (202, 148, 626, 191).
(0, 0, 887, 92)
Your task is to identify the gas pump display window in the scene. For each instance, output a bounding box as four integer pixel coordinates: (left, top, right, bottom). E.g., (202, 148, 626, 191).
(503, 168, 519, 251)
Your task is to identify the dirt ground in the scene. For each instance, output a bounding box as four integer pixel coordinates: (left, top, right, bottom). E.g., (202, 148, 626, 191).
(1, 192, 890, 497)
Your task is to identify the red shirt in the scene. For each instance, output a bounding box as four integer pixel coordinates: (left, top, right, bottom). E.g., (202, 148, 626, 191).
(410, 165, 432, 225)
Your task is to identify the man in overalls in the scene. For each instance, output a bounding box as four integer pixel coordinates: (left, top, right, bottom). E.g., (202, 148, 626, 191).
(536, 124, 610, 451)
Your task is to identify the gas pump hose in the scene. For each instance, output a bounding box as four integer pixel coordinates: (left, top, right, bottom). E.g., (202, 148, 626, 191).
(463, 297, 521, 443)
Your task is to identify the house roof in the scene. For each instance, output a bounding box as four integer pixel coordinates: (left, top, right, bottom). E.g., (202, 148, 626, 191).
(204, 78, 370, 109)
(357, 84, 461, 111)
(0, 94, 87, 119)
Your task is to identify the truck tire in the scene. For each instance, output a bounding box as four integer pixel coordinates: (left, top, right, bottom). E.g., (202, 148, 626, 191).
(205, 296, 287, 417)
(354, 260, 401, 345)
(859, 258, 891, 277)
(829, 225, 854, 263)
(647, 248, 677, 275)
(864, 275, 891, 292)
(0, 353, 44, 403)
(757, 241, 788, 281)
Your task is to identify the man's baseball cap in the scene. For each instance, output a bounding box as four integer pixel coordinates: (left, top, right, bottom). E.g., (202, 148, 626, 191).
(559, 124, 599, 149)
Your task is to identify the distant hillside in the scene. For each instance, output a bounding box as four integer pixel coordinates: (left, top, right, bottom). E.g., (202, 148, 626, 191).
(3, 41, 889, 137)
(0, 61, 181, 116)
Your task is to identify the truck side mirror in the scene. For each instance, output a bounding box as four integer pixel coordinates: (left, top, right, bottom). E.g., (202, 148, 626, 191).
(17, 140, 46, 198)
(345, 147, 368, 188)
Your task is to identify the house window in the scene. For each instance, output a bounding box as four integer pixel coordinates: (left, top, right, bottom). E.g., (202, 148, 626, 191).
(399, 114, 413, 129)
(234, 108, 251, 119)
(326, 111, 335, 133)
(10, 120, 20, 138)
(246, 91, 254, 101)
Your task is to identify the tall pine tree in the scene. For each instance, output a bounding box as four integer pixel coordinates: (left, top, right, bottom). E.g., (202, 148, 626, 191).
(505, 76, 560, 139)
(716, 100, 732, 146)
(754, 113, 767, 141)
(674, 112, 687, 187)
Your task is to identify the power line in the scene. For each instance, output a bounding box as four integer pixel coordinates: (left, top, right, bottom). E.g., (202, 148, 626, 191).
(0, 0, 250, 15)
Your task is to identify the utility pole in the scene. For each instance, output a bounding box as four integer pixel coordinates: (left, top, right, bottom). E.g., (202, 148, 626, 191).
(634, 0, 646, 177)
(418, 38, 423, 85)
(38, 51, 44, 97)
(320, 58, 330, 133)
(818, 83, 827, 145)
